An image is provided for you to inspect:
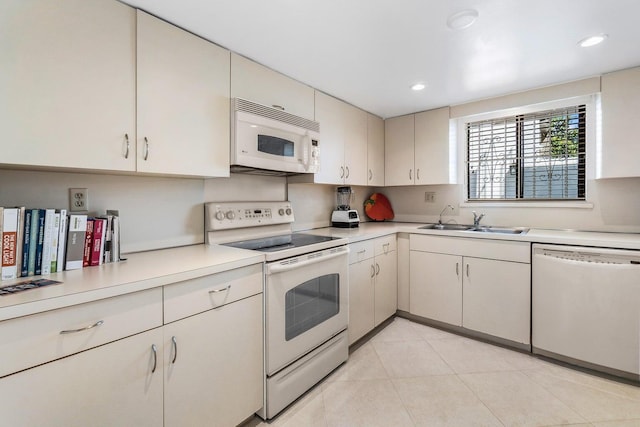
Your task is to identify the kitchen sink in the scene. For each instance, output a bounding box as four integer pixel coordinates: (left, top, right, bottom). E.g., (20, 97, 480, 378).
(418, 223, 529, 235)
(466, 227, 529, 235)
(418, 223, 474, 231)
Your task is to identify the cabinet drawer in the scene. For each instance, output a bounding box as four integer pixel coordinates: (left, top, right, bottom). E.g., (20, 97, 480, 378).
(0, 287, 162, 378)
(410, 234, 530, 263)
(374, 235, 397, 256)
(163, 263, 263, 324)
(349, 240, 375, 264)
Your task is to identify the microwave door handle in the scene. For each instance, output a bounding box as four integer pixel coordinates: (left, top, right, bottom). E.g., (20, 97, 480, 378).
(266, 248, 348, 274)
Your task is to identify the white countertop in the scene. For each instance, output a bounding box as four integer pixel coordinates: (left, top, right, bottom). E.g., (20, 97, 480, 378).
(302, 221, 640, 250)
(0, 244, 264, 322)
(2, 222, 638, 322)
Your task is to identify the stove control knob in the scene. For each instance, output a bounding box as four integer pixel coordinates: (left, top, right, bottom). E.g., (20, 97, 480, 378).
(215, 211, 225, 221)
(285, 208, 292, 216)
(278, 208, 285, 216)
(225, 210, 236, 220)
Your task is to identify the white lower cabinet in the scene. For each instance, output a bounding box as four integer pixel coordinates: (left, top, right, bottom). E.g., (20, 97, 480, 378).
(163, 293, 263, 427)
(348, 235, 397, 345)
(410, 251, 462, 326)
(1, 264, 264, 426)
(409, 235, 531, 345)
(0, 327, 164, 426)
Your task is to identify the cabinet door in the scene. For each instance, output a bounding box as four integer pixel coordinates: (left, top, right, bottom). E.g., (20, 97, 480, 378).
(385, 114, 415, 186)
(314, 91, 347, 184)
(137, 11, 230, 177)
(0, 328, 163, 426)
(410, 251, 462, 326)
(600, 67, 640, 178)
(348, 259, 375, 345)
(344, 104, 369, 186)
(164, 294, 263, 427)
(463, 257, 531, 344)
(0, 0, 136, 171)
(414, 107, 452, 184)
(367, 113, 385, 186)
(374, 249, 397, 326)
(231, 53, 315, 120)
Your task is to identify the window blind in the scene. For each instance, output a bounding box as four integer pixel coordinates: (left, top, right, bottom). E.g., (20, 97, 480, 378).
(467, 105, 586, 201)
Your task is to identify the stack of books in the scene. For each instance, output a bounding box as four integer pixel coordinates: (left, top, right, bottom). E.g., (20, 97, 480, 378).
(1, 207, 121, 281)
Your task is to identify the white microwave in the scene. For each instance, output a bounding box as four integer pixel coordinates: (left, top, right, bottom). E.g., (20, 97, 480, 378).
(231, 98, 320, 175)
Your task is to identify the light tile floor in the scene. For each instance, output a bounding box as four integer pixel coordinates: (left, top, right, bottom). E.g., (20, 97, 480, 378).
(247, 317, 640, 427)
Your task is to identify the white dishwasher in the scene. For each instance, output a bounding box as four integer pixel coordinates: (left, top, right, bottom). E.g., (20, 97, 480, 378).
(532, 243, 640, 380)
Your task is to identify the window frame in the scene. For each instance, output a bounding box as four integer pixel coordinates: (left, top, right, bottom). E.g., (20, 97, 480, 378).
(456, 95, 598, 208)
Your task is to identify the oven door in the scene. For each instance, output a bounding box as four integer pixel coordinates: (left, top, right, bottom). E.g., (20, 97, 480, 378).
(265, 246, 349, 375)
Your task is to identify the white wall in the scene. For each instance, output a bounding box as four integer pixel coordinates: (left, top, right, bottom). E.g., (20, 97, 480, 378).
(381, 178, 640, 232)
(0, 169, 204, 253)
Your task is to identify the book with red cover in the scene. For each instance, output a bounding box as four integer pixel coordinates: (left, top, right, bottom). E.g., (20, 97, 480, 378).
(82, 219, 94, 267)
(89, 218, 106, 266)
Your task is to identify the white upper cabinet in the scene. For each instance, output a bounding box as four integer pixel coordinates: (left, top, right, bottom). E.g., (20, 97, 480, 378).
(385, 107, 452, 186)
(414, 107, 452, 185)
(137, 11, 230, 177)
(367, 113, 385, 186)
(600, 67, 640, 178)
(385, 114, 415, 186)
(231, 53, 315, 120)
(0, 0, 136, 171)
(293, 91, 368, 185)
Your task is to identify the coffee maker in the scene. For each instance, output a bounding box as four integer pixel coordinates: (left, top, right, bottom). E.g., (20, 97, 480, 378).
(331, 186, 360, 228)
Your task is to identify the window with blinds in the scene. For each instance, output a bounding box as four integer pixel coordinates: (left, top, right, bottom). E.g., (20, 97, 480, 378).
(466, 105, 586, 201)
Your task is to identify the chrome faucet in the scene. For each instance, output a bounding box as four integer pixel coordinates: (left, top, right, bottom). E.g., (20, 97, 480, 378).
(438, 204, 454, 225)
(472, 211, 485, 227)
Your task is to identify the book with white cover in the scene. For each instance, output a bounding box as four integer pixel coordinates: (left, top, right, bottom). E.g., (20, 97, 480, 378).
(49, 213, 61, 273)
(65, 214, 87, 271)
(1, 208, 19, 280)
(40, 209, 55, 275)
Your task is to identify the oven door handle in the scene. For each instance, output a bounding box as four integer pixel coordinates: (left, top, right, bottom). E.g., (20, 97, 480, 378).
(266, 249, 348, 274)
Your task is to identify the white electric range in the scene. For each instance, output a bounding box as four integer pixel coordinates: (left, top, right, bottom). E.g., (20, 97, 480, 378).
(205, 201, 349, 420)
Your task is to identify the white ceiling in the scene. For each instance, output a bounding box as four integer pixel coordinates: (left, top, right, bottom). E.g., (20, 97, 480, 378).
(122, 0, 640, 119)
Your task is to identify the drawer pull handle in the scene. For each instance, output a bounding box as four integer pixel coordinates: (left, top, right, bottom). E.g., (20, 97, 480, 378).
(456, 262, 459, 276)
(60, 320, 104, 335)
(383, 243, 390, 254)
(357, 250, 367, 255)
(370, 264, 375, 278)
(466, 264, 470, 277)
(171, 336, 178, 364)
(375, 263, 380, 276)
(209, 284, 231, 294)
(151, 344, 158, 373)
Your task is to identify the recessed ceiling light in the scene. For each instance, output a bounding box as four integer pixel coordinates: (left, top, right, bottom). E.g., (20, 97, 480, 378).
(411, 83, 426, 91)
(447, 9, 479, 30)
(578, 34, 608, 47)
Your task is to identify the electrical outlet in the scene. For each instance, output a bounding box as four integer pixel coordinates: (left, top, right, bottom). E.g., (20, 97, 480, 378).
(424, 191, 436, 203)
(69, 188, 89, 212)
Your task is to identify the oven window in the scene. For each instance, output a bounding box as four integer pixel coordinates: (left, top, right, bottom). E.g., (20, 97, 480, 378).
(285, 274, 340, 341)
(258, 135, 294, 157)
